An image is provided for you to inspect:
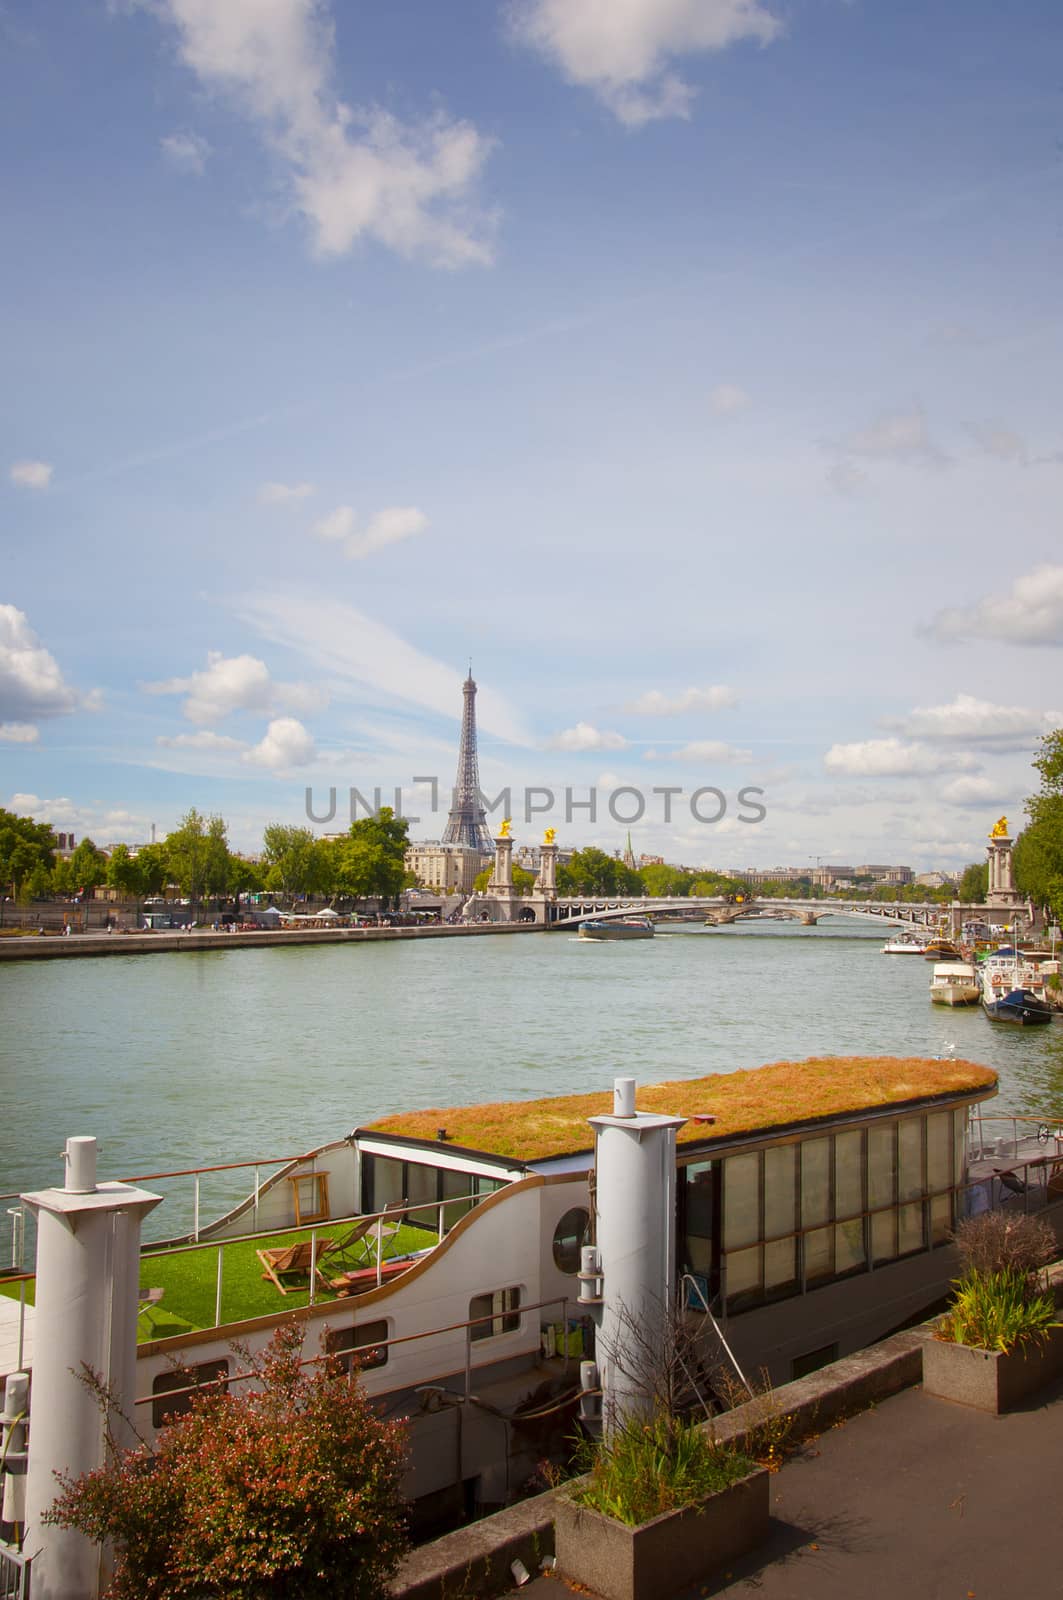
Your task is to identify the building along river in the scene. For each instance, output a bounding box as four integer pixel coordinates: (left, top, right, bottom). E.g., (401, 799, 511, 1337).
(3, 919, 1062, 1242)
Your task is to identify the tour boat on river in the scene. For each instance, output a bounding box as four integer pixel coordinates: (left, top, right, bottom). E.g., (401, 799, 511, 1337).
(578, 917, 654, 940)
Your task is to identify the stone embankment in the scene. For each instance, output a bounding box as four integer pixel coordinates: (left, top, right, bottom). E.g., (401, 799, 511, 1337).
(0, 922, 535, 962)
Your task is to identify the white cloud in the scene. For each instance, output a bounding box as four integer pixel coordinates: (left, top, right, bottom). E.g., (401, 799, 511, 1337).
(670, 739, 753, 763)
(160, 129, 211, 174)
(9, 793, 41, 812)
(625, 684, 737, 716)
(0, 722, 39, 743)
(242, 717, 316, 770)
(0, 604, 86, 721)
(708, 384, 751, 418)
(9, 460, 53, 490)
(313, 504, 428, 560)
(548, 722, 628, 751)
(145, 650, 325, 723)
(889, 694, 1063, 750)
(967, 421, 1028, 464)
(156, 730, 248, 752)
(826, 458, 867, 497)
(824, 738, 980, 777)
(838, 407, 945, 467)
(922, 564, 1063, 647)
(258, 480, 316, 504)
(940, 775, 1007, 808)
(509, 0, 781, 126)
(148, 0, 495, 266)
(237, 589, 531, 743)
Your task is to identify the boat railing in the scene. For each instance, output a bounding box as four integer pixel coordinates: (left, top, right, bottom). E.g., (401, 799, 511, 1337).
(0, 1186, 490, 1349)
(967, 1111, 1063, 1164)
(130, 1291, 579, 1419)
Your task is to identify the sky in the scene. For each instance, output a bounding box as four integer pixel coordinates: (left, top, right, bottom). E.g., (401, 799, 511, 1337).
(2, 0, 1062, 871)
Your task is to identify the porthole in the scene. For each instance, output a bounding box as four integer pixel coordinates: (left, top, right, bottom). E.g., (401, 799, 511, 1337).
(552, 1207, 590, 1274)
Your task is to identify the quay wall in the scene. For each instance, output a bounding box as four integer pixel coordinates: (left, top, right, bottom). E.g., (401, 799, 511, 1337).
(0, 922, 537, 963)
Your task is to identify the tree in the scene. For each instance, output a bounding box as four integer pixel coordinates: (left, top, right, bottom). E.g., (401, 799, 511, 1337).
(0, 807, 55, 896)
(69, 837, 107, 894)
(958, 862, 989, 902)
(45, 1323, 408, 1600)
(334, 808, 410, 904)
(107, 844, 144, 899)
(165, 810, 231, 916)
(262, 825, 325, 898)
(135, 843, 170, 897)
(473, 863, 535, 895)
(637, 863, 692, 898)
(559, 847, 641, 897)
(228, 855, 265, 898)
(1013, 729, 1063, 923)
(23, 860, 52, 901)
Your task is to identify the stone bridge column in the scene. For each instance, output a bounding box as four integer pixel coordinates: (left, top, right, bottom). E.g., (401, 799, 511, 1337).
(487, 828, 518, 922)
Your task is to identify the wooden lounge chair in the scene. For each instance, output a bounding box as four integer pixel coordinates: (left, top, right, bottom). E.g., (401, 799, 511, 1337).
(374, 1200, 407, 1261)
(323, 1217, 376, 1272)
(257, 1236, 334, 1295)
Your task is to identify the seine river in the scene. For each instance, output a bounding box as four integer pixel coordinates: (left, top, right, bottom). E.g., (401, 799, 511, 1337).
(3, 922, 1062, 1239)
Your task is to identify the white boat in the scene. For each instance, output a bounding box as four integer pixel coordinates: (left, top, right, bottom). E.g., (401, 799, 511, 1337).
(8, 1056, 1046, 1536)
(881, 931, 928, 954)
(929, 962, 981, 1007)
(578, 917, 654, 940)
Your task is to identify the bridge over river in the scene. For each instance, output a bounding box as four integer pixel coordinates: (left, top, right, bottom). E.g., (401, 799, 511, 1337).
(547, 896, 1026, 933)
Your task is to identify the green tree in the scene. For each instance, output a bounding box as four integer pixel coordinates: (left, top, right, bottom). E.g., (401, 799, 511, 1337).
(262, 825, 325, 898)
(24, 860, 52, 901)
(45, 1323, 408, 1600)
(0, 807, 56, 895)
(958, 862, 989, 902)
(334, 807, 410, 904)
(473, 863, 535, 895)
(165, 810, 231, 917)
(51, 857, 74, 896)
(69, 837, 107, 894)
(228, 854, 266, 899)
(134, 843, 170, 897)
(1015, 729, 1063, 922)
(637, 863, 693, 898)
(107, 844, 144, 899)
(559, 847, 641, 897)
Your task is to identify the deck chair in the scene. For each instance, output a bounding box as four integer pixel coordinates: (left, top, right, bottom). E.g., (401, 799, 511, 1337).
(374, 1200, 407, 1262)
(319, 1217, 376, 1272)
(138, 1286, 165, 1328)
(257, 1236, 334, 1295)
(994, 1168, 1027, 1200)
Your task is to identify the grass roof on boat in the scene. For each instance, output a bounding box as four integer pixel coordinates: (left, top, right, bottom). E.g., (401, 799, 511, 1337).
(363, 1055, 997, 1164)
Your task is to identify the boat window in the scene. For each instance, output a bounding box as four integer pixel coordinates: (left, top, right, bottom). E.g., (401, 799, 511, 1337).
(405, 1160, 437, 1220)
(800, 1138, 831, 1231)
(898, 1119, 924, 1203)
(326, 1320, 389, 1373)
(834, 1130, 864, 1220)
(764, 1146, 796, 1241)
(152, 1359, 229, 1428)
(803, 1225, 834, 1284)
(552, 1207, 590, 1274)
(764, 1236, 797, 1296)
(835, 1217, 867, 1276)
(723, 1153, 760, 1250)
(723, 1246, 761, 1309)
(926, 1112, 953, 1193)
(470, 1287, 521, 1341)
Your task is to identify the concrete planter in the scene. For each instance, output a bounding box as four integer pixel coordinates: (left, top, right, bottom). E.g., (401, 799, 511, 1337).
(553, 1465, 770, 1600)
(923, 1325, 1063, 1414)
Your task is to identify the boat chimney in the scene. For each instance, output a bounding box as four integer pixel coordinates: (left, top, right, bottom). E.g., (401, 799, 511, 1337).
(613, 1077, 636, 1118)
(63, 1135, 97, 1194)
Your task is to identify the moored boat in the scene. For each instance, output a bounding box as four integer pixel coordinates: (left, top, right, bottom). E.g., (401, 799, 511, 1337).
(881, 931, 928, 954)
(578, 917, 655, 940)
(982, 985, 1055, 1025)
(929, 961, 981, 1007)
(923, 937, 962, 962)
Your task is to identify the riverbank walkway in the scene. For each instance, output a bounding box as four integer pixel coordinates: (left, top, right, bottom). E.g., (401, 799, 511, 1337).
(0, 921, 535, 962)
(502, 1372, 1063, 1599)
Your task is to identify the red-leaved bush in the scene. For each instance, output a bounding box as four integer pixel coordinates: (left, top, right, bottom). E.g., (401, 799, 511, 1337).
(44, 1323, 408, 1599)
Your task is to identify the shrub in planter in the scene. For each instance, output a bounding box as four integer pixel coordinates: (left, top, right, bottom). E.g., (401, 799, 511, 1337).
(936, 1268, 1057, 1354)
(951, 1211, 1056, 1283)
(554, 1413, 768, 1600)
(44, 1324, 408, 1600)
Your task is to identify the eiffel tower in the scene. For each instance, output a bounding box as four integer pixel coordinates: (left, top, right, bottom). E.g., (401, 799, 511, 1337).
(441, 668, 494, 853)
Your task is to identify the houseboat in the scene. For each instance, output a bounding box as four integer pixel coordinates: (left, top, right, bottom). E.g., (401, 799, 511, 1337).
(929, 962, 981, 1007)
(10, 1054, 1063, 1534)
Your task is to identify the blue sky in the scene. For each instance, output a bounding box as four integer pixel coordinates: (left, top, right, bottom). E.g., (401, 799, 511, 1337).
(3, 0, 1062, 869)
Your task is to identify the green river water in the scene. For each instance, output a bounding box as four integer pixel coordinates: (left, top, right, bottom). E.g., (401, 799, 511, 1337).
(3, 922, 1062, 1239)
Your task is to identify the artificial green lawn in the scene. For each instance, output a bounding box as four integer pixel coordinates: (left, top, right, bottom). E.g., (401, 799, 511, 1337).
(0, 1221, 436, 1342)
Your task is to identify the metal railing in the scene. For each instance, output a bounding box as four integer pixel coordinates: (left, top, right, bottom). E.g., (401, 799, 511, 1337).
(0, 1544, 31, 1600)
(967, 1111, 1063, 1164)
(133, 1292, 577, 1416)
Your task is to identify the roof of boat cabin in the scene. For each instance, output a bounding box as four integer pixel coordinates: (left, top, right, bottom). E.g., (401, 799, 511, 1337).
(360, 1055, 998, 1164)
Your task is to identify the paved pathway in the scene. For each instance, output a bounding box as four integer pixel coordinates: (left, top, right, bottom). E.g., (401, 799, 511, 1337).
(502, 1371, 1063, 1599)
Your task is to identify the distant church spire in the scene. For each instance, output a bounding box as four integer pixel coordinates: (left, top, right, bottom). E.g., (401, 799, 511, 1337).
(622, 830, 636, 870)
(441, 668, 494, 853)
